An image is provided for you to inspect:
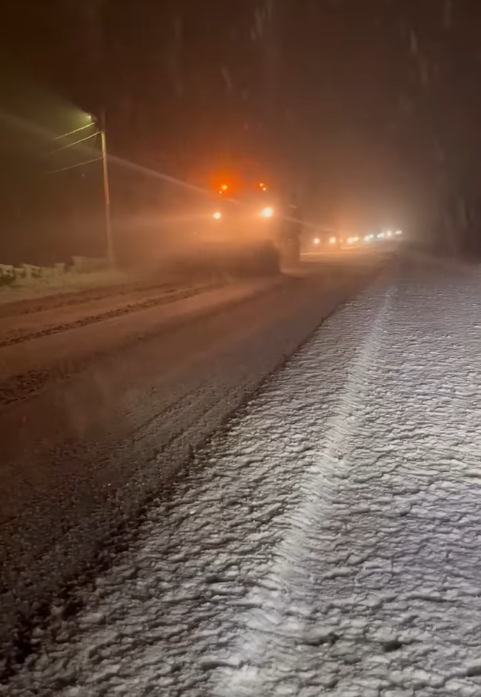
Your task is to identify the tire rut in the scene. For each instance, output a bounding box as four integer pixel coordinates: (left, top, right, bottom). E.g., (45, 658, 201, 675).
(0, 282, 221, 348)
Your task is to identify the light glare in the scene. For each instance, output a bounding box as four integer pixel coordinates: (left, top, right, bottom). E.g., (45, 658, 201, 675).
(261, 206, 274, 218)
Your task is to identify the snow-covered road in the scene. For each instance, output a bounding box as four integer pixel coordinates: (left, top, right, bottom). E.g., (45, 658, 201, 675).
(4, 256, 481, 696)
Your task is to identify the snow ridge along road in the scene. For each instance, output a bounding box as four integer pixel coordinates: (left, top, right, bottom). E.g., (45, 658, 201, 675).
(5, 256, 481, 696)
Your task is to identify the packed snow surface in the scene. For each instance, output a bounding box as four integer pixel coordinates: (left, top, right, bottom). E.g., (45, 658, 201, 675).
(4, 257, 481, 696)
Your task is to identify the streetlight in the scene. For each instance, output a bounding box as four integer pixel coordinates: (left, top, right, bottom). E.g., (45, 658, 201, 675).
(48, 110, 114, 266)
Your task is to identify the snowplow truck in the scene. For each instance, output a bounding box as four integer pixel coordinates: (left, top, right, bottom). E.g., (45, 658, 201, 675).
(183, 174, 301, 277)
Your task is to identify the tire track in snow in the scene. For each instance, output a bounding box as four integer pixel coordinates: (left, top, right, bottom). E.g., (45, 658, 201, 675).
(212, 272, 395, 696)
(215, 258, 481, 696)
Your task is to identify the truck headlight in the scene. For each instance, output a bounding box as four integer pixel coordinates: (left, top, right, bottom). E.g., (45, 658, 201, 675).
(260, 207, 274, 218)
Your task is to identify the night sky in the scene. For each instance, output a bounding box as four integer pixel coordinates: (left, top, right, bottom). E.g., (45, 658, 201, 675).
(2, 0, 481, 259)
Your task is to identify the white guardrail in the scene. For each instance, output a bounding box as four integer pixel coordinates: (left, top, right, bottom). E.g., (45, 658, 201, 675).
(0, 257, 111, 285)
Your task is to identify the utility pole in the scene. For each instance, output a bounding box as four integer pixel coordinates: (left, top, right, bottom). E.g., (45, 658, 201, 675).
(47, 111, 115, 266)
(100, 110, 114, 266)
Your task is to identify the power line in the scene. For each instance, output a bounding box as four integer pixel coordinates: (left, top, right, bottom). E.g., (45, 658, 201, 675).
(47, 156, 103, 175)
(53, 122, 95, 140)
(49, 131, 100, 155)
